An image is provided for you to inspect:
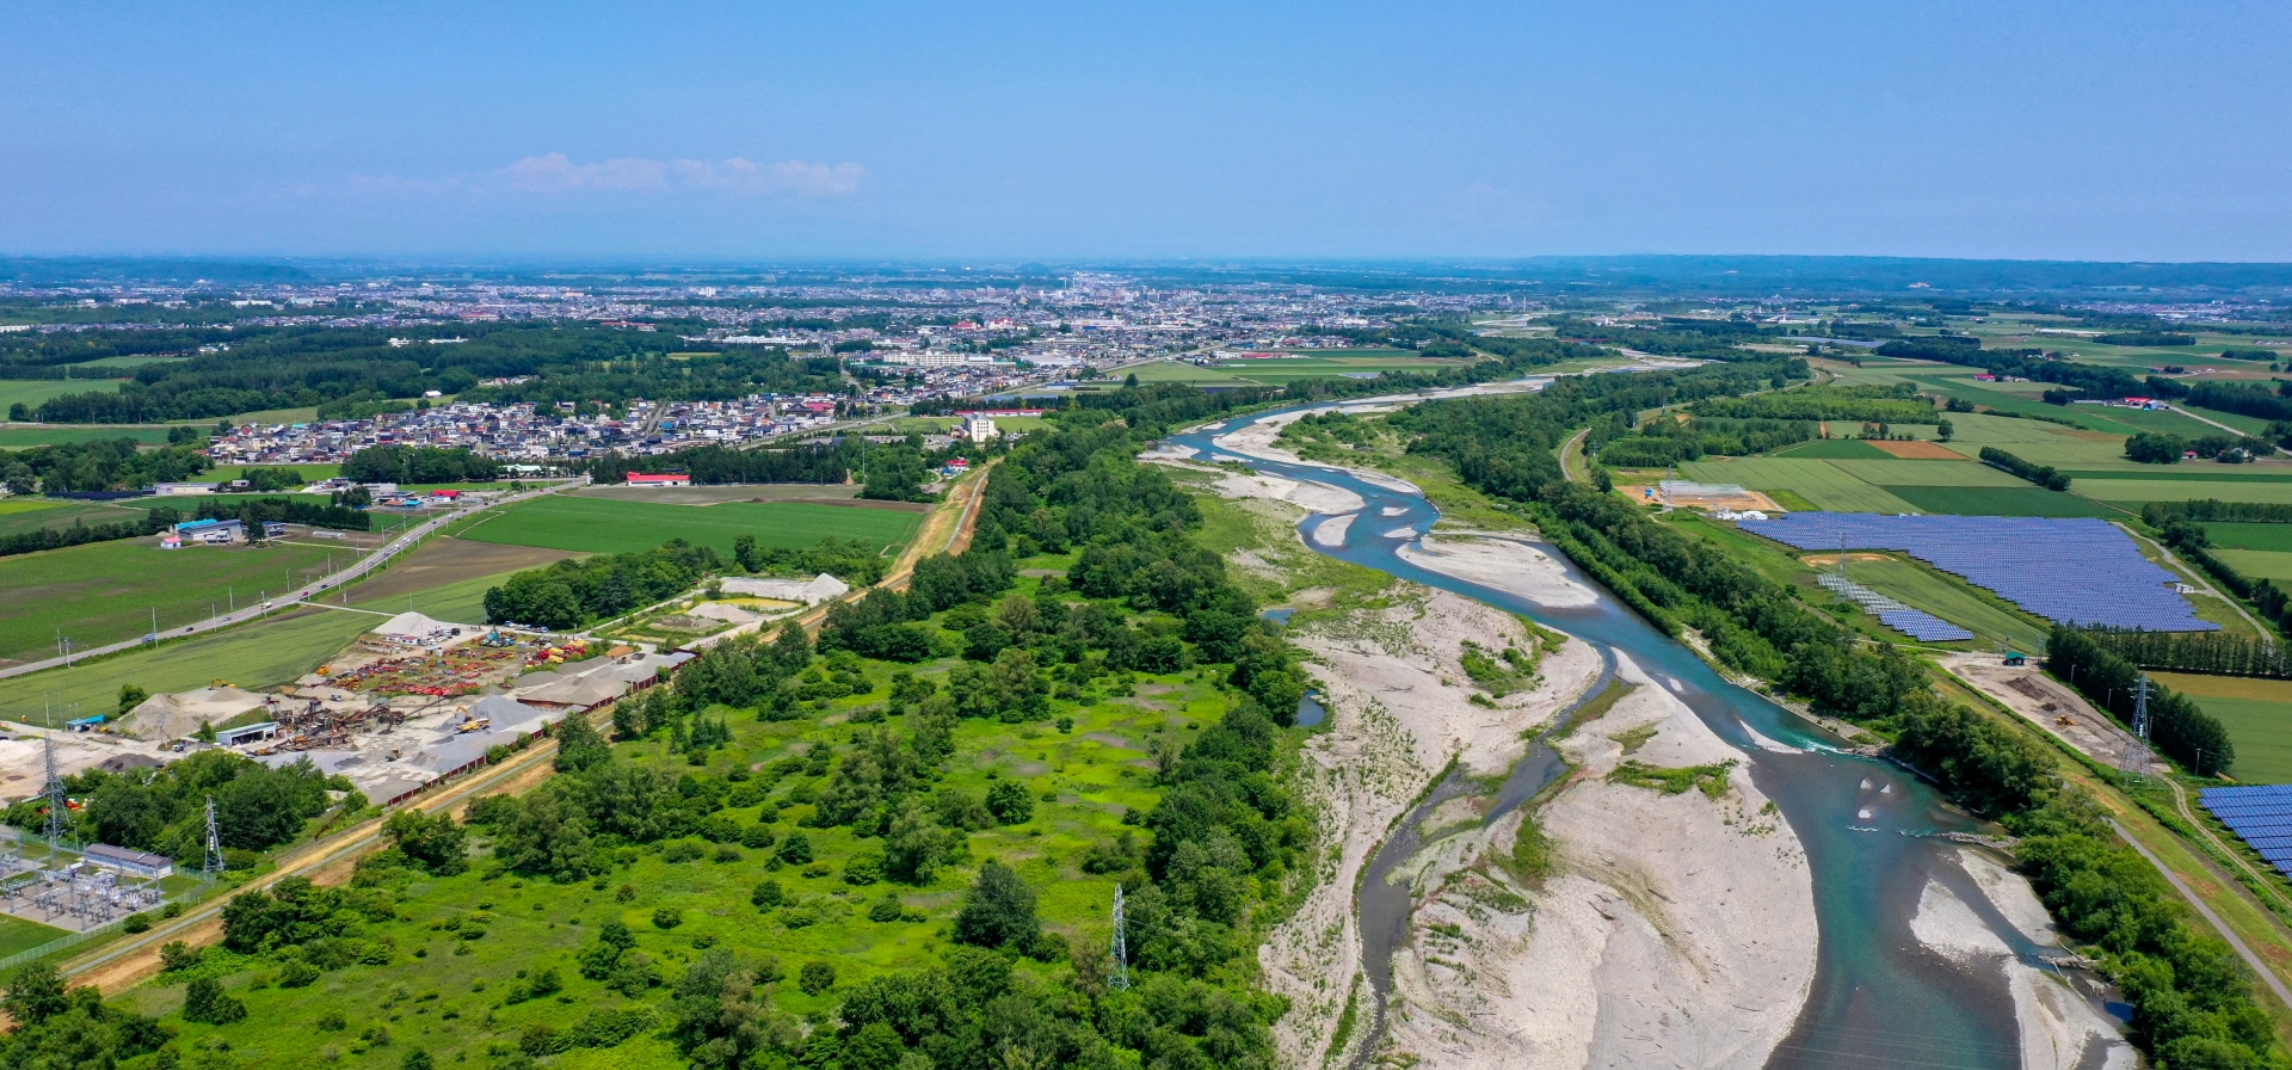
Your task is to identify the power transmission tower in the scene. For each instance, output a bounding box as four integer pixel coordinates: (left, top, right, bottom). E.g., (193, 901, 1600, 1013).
(1110, 884, 1131, 991)
(41, 729, 67, 845)
(203, 795, 224, 878)
(2123, 674, 2154, 778)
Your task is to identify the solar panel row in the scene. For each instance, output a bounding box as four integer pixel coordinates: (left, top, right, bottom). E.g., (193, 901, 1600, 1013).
(2200, 787, 2292, 881)
(1740, 513, 2217, 633)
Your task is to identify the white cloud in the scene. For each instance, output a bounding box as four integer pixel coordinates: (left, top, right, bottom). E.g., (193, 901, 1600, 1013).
(503, 153, 864, 197)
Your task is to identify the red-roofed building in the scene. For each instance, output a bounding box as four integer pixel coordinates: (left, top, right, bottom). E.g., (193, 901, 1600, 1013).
(628, 473, 691, 487)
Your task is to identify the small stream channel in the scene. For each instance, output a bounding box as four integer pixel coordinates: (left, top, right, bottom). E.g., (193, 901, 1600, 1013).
(1166, 403, 2063, 1070)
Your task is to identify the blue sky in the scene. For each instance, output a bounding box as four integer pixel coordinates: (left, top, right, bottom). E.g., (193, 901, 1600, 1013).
(4, 1, 2287, 261)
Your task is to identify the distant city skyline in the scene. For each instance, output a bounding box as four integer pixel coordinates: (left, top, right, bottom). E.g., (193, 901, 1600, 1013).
(5, 1, 2288, 261)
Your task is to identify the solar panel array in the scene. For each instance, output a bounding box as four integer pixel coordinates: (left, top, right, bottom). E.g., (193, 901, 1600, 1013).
(2201, 786, 2292, 880)
(1878, 609, 1976, 643)
(1814, 573, 1974, 642)
(1740, 513, 2218, 632)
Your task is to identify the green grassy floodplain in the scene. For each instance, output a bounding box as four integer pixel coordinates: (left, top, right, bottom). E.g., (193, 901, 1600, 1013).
(118, 574, 1258, 1068)
(0, 538, 365, 665)
(459, 495, 922, 558)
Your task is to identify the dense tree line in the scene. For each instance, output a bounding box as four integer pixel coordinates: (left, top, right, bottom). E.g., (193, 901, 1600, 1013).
(2074, 627, 2292, 680)
(484, 541, 721, 629)
(1393, 387, 2282, 1068)
(0, 963, 176, 1068)
(2147, 500, 2292, 525)
(2125, 431, 2271, 464)
(2098, 331, 2197, 347)
(734, 534, 890, 586)
(1978, 447, 2072, 490)
(342, 445, 499, 484)
(581, 443, 848, 486)
(0, 505, 180, 558)
(1387, 358, 1810, 500)
(0, 439, 211, 493)
(2044, 626, 2235, 774)
(194, 495, 371, 532)
(17, 324, 854, 422)
(1690, 382, 1940, 424)
(2142, 377, 2292, 423)
(1877, 339, 2148, 401)
(1592, 415, 1813, 467)
(2, 750, 357, 858)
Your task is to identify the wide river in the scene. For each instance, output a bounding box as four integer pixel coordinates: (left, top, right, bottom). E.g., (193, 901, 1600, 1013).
(1165, 401, 2052, 1070)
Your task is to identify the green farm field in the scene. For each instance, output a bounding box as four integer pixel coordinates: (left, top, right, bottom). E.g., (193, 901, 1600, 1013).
(2075, 480, 2292, 506)
(1884, 486, 2129, 518)
(2150, 673, 2292, 784)
(114, 577, 1256, 1066)
(2206, 523, 2292, 552)
(0, 499, 151, 539)
(1211, 353, 1471, 383)
(2216, 550, 2292, 584)
(0, 538, 364, 664)
(458, 495, 923, 557)
(1768, 438, 1895, 459)
(1822, 459, 2025, 487)
(0, 379, 126, 413)
(0, 426, 178, 446)
(0, 607, 374, 723)
(1121, 360, 1260, 385)
(1680, 457, 1920, 512)
(2062, 467, 2292, 483)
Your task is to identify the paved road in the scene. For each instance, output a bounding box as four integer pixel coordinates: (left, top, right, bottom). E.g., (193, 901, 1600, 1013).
(2168, 404, 2291, 457)
(0, 479, 582, 681)
(2112, 818, 2292, 1009)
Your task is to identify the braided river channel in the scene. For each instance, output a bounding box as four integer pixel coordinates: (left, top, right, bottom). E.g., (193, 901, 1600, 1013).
(1163, 399, 2083, 1070)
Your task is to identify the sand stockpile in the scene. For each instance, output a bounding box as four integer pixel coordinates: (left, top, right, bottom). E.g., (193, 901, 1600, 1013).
(123, 686, 273, 741)
(1398, 534, 1600, 609)
(1258, 587, 1602, 1069)
(1381, 652, 1817, 1070)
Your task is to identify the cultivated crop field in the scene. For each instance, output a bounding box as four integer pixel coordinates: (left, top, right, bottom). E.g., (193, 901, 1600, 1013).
(0, 539, 365, 664)
(2151, 673, 2292, 785)
(0, 426, 178, 447)
(1211, 351, 1472, 383)
(2206, 523, 2292, 553)
(1883, 486, 2128, 518)
(0, 378, 126, 413)
(1679, 457, 1919, 512)
(458, 495, 922, 558)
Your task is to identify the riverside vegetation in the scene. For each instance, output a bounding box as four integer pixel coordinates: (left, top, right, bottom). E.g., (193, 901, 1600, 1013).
(1382, 364, 2287, 1069)
(0, 383, 1334, 1070)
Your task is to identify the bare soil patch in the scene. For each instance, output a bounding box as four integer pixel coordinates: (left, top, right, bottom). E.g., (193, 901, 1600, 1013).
(1615, 484, 1784, 512)
(1869, 439, 1966, 460)
(348, 537, 577, 604)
